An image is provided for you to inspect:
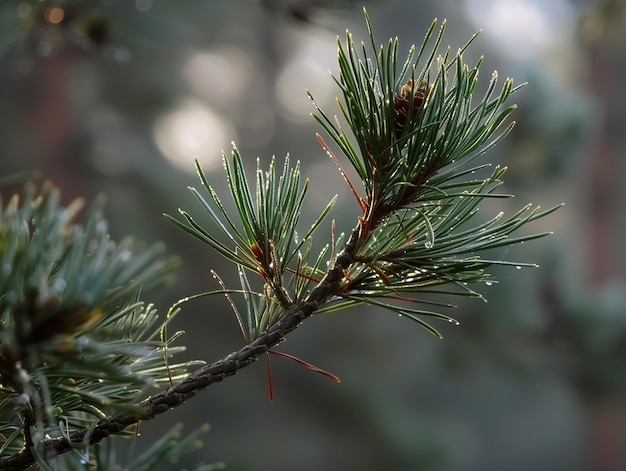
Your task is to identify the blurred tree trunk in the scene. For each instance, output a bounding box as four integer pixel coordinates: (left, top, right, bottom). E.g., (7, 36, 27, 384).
(582, 9, 626, 469)
(25, 46, 87, 204)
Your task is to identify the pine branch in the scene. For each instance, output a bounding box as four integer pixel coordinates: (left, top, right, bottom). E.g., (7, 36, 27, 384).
(0, 226, 360, 470)
(0, 10, 560, 470)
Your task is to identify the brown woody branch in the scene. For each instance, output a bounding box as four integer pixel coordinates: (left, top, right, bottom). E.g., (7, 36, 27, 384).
(0, 227, 361, 471)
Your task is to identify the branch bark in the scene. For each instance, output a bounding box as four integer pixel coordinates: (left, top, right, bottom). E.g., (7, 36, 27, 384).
(0, 227, 360, 470)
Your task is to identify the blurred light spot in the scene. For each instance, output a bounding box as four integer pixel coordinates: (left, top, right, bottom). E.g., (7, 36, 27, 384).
(579, 14, 604, 45)
(44, 7, 64, 24)
(113, 47, 132, 63)
(85, 109, 134, 176)
(16, 3, 32, 19)
(91, 142, 132, 176)
(275, 35, 336, 121)
(184, 47, 276, 146)
(153, 99, 234, 173)
(90, 132, 134, 176)
(183, 48, 253, 106)
(464, 0, 574, 60)
(36, 40, 52, 57)
(135, 0, 153, 12)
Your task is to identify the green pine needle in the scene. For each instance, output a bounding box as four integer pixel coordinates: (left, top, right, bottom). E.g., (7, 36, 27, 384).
(169, 10, 558, 340)
(165, 145, 337, 338)
(0, 183, 189, 456)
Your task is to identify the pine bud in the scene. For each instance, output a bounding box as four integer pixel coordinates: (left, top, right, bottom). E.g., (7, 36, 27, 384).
(393, 79, 427, 139)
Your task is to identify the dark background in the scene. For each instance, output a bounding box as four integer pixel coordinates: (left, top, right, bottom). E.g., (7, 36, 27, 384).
(1, 1, 625, 470)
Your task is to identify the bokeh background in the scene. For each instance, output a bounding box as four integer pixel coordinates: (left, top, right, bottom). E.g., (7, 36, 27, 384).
(1, 0, 625, 470)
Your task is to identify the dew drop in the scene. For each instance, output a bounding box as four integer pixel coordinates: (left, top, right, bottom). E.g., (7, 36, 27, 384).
(485, 281, 492, 286)
(119, 248, 132, 262)
(53, 278, 67, 291)
(424, 241, 433, 249)
(515, 266, 522, 270)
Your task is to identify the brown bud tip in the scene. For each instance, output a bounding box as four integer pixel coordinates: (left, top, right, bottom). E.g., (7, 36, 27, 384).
(393, 79, 427, 139)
